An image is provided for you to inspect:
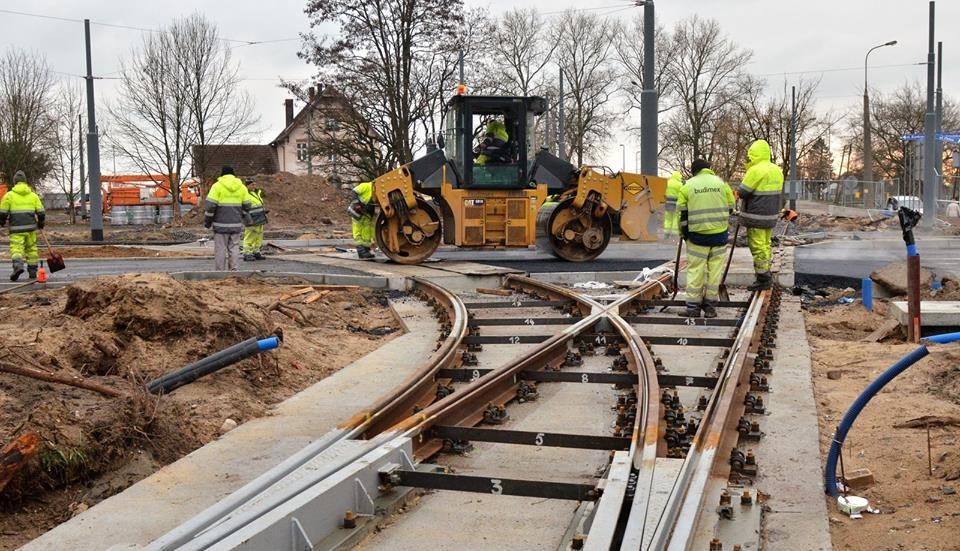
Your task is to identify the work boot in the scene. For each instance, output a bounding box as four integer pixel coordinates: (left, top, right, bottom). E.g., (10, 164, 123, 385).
(27, 265, 37, 280)
(702, 302, 718, 318)
(253, 252, 266, 260)
(747, 273, 773, 291)
(9, 261, 24, 282)
(356, 245, 375, 260)
(677, 306, 700, 318)
(243, 253, 256, 262)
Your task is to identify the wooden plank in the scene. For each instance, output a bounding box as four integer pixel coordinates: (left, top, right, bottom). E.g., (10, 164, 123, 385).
(303, 290, 330, 304)
(860, 318, 900, 342)
(278, 287, 316, 301)
(475, 287, 512, 297)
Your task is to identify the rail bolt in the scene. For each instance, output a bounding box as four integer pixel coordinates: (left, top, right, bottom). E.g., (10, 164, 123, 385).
(709, 539, 723, 551)
(571, 534, 585, 550)
(741, 490, 753, 505)
(343, 510, 356, 529)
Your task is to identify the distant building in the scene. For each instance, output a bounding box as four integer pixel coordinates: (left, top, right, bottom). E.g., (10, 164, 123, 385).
(191, 84, 356, 184)
(190, 144, 278, 182)
(270, 84, 357, 183)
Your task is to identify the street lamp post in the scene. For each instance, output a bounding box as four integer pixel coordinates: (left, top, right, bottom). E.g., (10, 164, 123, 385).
(620, 144, 625, 172)
(863, 40, 897, 197)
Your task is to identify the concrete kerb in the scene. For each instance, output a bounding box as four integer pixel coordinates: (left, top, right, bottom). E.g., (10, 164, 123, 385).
(169, 270, 408, 291)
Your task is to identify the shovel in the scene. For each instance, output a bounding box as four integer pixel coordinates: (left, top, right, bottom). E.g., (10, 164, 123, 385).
(659, 237, 684, 312)
(38, 229, 65, 273)
(718, 222, 740, 302)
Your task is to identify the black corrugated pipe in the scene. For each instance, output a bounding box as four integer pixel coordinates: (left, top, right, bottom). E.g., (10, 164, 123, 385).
(146, 336, 282, 394)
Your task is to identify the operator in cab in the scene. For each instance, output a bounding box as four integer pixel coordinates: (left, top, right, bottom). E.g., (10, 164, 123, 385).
(474, 120, 511, 166)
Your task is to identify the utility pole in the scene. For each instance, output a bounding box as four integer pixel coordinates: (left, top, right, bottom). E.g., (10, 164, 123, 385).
(558, 70, 565, 161)
(639, 0, 658, 176)
(78, 114, 87, 220)
(922, 1, 936, 227)
(83, 19, 103, 241)
(936, 41, 943, 198)
(789, 86, 798, 210)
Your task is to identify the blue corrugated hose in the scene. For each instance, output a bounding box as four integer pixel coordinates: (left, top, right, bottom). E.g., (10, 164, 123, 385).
(824, 331, 960, 496)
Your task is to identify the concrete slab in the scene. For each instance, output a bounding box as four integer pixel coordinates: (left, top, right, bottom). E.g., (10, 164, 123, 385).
(757, 295, 832, 550)
(22, 298, 442, 551)
(890, 300, 960, 327)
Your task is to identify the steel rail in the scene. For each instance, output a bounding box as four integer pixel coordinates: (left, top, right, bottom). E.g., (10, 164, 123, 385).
(645, 288, 770, 550)
(146, 276, 467, 551)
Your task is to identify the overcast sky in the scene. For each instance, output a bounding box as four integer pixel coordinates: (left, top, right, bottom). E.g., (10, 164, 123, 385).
(1, 0, 956, 171)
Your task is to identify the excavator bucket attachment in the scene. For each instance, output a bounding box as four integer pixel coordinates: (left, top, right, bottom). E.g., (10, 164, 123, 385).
(618, 173, 667, 241)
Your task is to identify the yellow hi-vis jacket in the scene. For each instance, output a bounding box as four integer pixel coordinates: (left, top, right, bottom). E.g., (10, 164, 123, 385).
(678, 168, 735, 235)
(0, 182, 45, 233)
(204, 174, 252, 233)
(663, 171, 683, 232)
(738, 140, 784, 229)
(247, 188, 267, 225)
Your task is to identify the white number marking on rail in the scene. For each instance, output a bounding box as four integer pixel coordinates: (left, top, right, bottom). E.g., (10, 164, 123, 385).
(686, 376, 695, 386)
(509, 336, 521, 344)
(472, 369, 481, 381)
(581, 373, 590, 383)
(491, 479, 503, 494)
(535, 433, 545, 446)
(677, 337, 689, 346)
(594, 335, 607, 345)
(684, 318, 697, 326)
(513, 300, 523, 307)
(524, 318, 535, 326)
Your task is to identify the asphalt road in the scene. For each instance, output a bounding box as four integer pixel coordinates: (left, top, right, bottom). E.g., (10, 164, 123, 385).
(10, 230, 955, 284)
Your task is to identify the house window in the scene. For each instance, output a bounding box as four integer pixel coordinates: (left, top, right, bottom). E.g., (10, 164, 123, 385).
(327, 153, 338, 164)
(325, 117, 339, 131)
(296, 142, 308, 162)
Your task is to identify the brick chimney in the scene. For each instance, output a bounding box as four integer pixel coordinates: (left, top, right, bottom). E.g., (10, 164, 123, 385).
(284, 99, 294, 127)
(308, 86, 315, 102)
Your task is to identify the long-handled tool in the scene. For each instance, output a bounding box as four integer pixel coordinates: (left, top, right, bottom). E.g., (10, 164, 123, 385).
(38, 229, 65, 273)
(659, 237, 684, 312)
(718, 222, 740, 302)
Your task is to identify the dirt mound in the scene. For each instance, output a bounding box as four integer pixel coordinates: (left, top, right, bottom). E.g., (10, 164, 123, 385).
(181, 172, 352, 229)
(0, 275, 402, 548)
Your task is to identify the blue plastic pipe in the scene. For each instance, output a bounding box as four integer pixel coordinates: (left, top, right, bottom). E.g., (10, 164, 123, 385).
(146, 336, 281, 394)
(861, 278, 873, 312)
(825, 331, 960, 496)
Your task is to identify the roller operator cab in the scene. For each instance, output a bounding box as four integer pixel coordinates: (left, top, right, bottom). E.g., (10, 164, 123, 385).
(371, 94, 668, 264)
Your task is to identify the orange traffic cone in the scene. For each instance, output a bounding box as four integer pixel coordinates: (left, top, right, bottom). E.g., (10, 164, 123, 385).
(37, 261, 46, 283)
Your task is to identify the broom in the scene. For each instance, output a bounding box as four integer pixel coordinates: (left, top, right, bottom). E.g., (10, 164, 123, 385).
(38, 229, 65, 272)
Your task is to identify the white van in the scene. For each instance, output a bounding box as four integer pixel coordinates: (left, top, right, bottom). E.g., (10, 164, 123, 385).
(886, 195, 923, 215)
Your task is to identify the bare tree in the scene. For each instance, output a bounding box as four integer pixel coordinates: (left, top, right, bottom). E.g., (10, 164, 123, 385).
(848, 81, 960, 183)
(172, 14, 259, 185)
(300, 0, 465, 167)
(109, 31, 195, 221)
(661, 16, 753, 166)
(486, 8, 557, 96)
(615, 15, 677, 122)
(0, 48, 55, 183)
(50, 84, 84, 223)
(553, 10, 619, 165)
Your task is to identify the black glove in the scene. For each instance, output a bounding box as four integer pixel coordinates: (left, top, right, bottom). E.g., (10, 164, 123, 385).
(37, 220, 44, 230)
(204, 221, 212, 229)
(36, 212, 45, 230)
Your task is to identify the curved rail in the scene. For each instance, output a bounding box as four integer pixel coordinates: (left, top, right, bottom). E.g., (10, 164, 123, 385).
(147, 277, 467, 551)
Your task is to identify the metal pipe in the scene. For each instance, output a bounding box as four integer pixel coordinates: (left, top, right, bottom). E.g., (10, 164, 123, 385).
(922, 1, 937, 227)
(640, 0, 658, 176)
(84, 20, 104, 241)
